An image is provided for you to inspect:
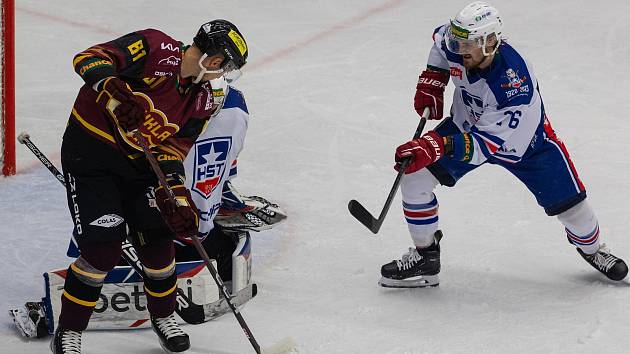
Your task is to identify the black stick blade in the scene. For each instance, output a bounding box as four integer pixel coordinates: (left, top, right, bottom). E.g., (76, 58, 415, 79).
(348, 199, 382, 234)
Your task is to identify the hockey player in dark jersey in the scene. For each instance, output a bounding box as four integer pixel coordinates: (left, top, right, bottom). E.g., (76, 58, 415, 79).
(52, 20, 248, 354)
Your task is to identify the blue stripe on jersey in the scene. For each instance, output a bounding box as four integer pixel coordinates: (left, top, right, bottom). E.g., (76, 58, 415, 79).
(484, 43, 534, 109)
(493, 152, 521, 163)
(223, 86, 249, 113)
(403, 198, 438, 210)
(406, 216, 439, 225)
(470, 126, 505, 146)
(470, 133, 493, 156)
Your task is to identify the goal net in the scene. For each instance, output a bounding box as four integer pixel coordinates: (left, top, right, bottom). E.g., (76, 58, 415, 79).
(0, 0, 14, 176)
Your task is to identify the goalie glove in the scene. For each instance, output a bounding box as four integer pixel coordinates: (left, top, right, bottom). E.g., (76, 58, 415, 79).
(214, 181, 287, 232)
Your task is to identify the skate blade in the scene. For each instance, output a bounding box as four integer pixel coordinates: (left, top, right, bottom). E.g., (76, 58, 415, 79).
(378, 275, 439, 288)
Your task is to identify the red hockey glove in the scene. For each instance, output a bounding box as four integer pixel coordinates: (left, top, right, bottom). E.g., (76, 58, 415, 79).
(96, 77, 146, 131)
(395, 131, 445, 174)
(414, 70, 449, 120)
(154, 180, 200, 243)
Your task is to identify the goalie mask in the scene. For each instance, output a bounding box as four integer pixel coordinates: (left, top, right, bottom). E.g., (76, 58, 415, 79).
(193, 19, 248, 83)
(445, 1, 503, 56)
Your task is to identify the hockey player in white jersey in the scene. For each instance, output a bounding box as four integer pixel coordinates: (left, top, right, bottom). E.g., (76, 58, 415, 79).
(178, 75, 287, 282)
(379, 1, 628, 288)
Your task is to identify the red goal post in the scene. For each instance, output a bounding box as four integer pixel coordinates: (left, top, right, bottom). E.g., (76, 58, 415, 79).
(1, 0, 14, 176)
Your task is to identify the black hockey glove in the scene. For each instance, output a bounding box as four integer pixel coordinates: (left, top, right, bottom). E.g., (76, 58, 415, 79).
(96, 77, 146, 131)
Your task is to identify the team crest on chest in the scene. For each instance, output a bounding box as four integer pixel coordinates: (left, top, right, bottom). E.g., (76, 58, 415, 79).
(192, 137, 232, 199)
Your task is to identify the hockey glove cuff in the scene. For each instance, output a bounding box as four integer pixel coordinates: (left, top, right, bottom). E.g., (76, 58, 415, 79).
(154, 175, 200, 244)
(395, 131, 445, 174)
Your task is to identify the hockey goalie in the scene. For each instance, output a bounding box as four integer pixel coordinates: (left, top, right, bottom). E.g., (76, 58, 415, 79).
(10, 74, 287, 339)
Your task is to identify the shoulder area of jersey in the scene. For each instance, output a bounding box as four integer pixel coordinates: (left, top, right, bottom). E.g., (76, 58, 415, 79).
(135, 28, 182, 51)
(223, 85, 248, 113)
(487, 43, 535, 105)
(431, 25, 448, 44)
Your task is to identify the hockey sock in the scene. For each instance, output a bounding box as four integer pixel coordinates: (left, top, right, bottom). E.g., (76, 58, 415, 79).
(57, 257, 108, 331)
(557, 200, 600, 254)
(138, 239, 177, 318)
(402, 192, 439, 248)
(400, 169, 440, 248)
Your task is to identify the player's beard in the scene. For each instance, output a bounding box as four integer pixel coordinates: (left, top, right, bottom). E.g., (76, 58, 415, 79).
(462, 53, 485, 70)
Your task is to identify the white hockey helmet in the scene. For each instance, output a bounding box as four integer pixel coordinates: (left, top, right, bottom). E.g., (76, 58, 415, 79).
(445, 1, 503, 56)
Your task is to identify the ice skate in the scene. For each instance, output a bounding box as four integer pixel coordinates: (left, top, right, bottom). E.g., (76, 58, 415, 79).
(577, 244, 628, 281)
(379, 231, 442, 288)
(50, 328, 82, 354)
(151, 314, 190, 353)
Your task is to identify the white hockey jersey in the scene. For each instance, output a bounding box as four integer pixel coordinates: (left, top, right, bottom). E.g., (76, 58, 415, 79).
(184, 85, 249, 237)
(428, 25, 545, 165)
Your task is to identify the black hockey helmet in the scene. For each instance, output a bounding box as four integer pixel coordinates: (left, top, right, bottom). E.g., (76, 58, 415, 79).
(193, 19, 248, 71)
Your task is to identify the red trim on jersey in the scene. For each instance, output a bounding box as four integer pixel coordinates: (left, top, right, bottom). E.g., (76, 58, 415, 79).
(543, 116, 585, 191)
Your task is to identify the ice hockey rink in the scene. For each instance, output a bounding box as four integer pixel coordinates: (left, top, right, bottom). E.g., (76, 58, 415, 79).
(2, 0, 630, 352)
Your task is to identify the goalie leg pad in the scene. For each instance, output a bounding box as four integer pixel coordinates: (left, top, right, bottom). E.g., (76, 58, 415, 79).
(231, 231, 252, 294)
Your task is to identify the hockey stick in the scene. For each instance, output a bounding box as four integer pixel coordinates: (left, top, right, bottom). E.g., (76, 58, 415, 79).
(16, 132, 213, 325)
(348, 107, 428, 234)
(134, 132, 270, 354)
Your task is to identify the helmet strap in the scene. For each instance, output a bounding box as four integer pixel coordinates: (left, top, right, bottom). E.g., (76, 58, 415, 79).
(481, 35, 500, 56)
(193, 53, 224, 83)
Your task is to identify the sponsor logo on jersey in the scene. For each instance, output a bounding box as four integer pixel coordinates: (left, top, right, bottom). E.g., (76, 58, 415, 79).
(79, 59, 112, 75)
(160, 42, 180, 52)
(450, 66, 463, 80)
(89, 214, 124, 228)
(157, 55, 181, 67)
(195, 83, 216, 113)
(192, 137, 232, 199)
(153, 71, 174, 77)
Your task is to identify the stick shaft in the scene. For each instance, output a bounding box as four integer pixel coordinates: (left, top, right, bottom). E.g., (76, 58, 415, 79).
(135, 133, 262, 353)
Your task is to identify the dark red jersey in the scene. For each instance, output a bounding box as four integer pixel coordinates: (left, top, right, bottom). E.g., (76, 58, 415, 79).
(71, 29, 217, 162)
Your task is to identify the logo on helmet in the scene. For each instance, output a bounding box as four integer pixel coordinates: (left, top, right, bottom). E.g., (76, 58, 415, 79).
(450, 22, 469, 39)
(227, 30, 247, 56)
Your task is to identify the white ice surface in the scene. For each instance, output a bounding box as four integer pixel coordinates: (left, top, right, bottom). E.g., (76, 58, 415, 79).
(1, 1, 630, 353)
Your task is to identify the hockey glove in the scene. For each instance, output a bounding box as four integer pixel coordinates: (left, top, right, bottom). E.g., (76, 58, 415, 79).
(395, 131, 445, 174)
(414, 70, 449, 120)
(96, 77, 146, 131)
(154, 176, 200, 244)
